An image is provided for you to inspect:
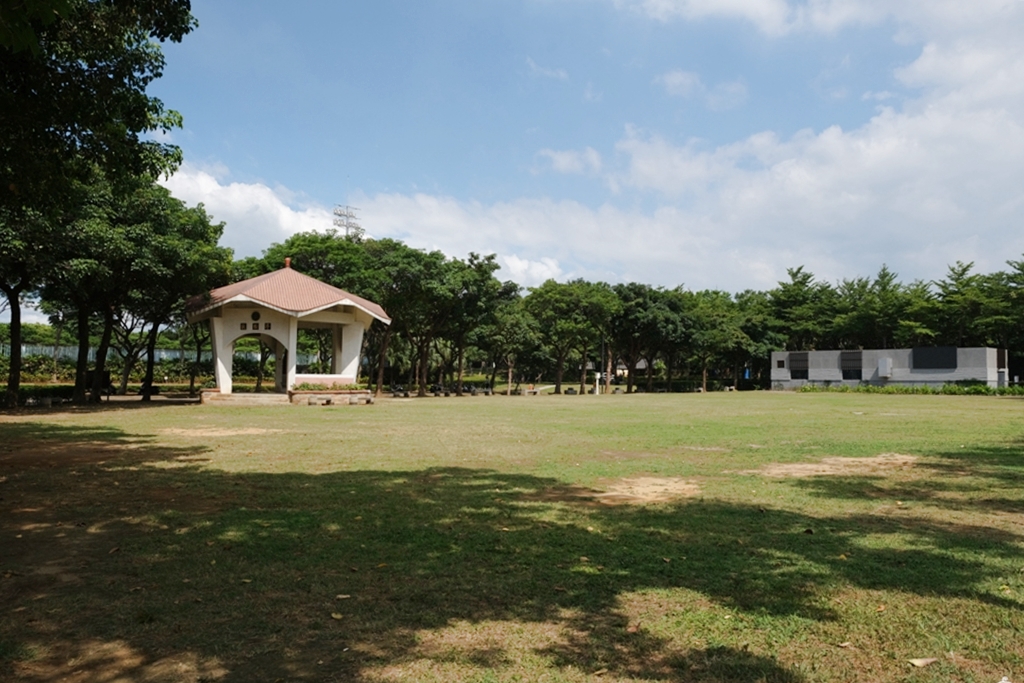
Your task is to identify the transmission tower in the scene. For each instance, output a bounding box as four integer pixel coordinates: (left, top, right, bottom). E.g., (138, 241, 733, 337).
(333, 205, 364, 241)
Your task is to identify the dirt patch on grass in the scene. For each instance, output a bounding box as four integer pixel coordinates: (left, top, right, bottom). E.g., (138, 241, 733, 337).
(738, 453, 918, 478)
(519, 478, 701, 506)
(12, 639, 228, 683)
(161, 428, 284, 437)
(0, 441, 150, 467)
(592, 477, 701, 504)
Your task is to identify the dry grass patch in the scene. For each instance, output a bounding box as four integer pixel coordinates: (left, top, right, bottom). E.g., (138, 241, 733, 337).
(592, 477, 702, 504)
(11, 639, 228, 683)
(160, 427, 284, 437)
(738, 453, 918, 478)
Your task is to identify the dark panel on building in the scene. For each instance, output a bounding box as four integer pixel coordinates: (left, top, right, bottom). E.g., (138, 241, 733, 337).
(998, 348, 1007, 369)
(912, 346, 957, 370)
(788, 352, 808, 379)
(839, 351, 862, 370)
(839, 350, 862, 380)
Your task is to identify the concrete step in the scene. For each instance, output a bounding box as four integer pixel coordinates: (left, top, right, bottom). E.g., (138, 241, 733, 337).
(201, 391, 291, 406)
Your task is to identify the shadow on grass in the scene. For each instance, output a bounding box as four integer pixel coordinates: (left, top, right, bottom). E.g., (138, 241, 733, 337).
(793, 438, 1024, 517)
(1, 429, 1022, 681)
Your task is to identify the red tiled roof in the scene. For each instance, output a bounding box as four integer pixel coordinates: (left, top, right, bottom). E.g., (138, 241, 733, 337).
(188, 267, 390, 323)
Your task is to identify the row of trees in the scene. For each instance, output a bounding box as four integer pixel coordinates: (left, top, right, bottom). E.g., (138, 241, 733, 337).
(1, 169, 231, 405)
(6, 222, 1023, 402)
(237, 230, 1024, 396)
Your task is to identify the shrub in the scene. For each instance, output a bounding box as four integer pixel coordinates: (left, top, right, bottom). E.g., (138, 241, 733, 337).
(798, 382, 1024, 396)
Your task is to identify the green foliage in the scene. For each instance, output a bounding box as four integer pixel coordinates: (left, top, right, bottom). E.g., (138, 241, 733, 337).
(1, 0, 196, 212)
(798, 382, 1024, 396)
(291, 382, 363, 391)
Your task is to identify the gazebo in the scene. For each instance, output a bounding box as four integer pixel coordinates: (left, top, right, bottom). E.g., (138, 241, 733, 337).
(186, 260, 391, 394)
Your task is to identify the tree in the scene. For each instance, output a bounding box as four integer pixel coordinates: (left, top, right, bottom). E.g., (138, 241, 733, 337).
(440, 254, 514, 396)
(734, 289, 785, 388)
(610, 283, 662, 393)
(768, 267, 838, 351)
(2, 0, 194, 218)
(477, 297, 540, 394)
(689, 290, 750, 393)
(261, 230, 368, 292)
(655, 288, 694, 392)
(523, 279, 594, 394)
(1, 0, 195, 405)
(0, 1, 73, 53)
(127, 188, 232, 401)
(359, 239, 429, 396)
(571, 281, 618, 393)
(0, 207, 55, 404)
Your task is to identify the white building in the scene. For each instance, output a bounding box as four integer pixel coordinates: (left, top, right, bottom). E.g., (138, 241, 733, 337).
(770, 347, 1008, 390)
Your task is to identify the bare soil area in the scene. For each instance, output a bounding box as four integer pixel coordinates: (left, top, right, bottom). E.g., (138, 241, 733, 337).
(737, 453, 918, 478)
(592, 477, 702, 504)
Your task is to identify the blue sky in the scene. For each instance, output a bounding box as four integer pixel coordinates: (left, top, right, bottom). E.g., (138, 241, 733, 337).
(150, 0, 1024, 291)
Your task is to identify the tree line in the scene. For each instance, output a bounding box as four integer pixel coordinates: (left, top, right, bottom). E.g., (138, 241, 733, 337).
(6, 195, 1024, 404)
(237, 230, 1024, 397)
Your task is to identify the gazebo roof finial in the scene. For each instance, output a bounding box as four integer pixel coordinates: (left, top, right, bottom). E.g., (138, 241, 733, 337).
(285, 257, 291, 268)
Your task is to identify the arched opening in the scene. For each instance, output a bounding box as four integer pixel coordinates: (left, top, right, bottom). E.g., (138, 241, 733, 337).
(230, 333, 285, 392)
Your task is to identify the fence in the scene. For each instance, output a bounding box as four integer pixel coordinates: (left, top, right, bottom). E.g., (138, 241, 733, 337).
(0, 344, 316, 365)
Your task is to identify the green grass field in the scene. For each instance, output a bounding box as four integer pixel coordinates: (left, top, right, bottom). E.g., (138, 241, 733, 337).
(1, 392, 1022, 682)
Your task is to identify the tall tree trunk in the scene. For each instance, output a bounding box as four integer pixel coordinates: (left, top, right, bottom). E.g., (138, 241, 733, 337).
(374, 325, 392, 399)
(456, 341, 465, 396)
(51, 315, 64, 382)
(141, 321, 161, 402)
(702, 360, 708, 393)
(554, 353, 564, 394)
(645, 355, 654, 393)
(119, 352, 133, 395)
(189, 341, 201, 396)
(604, 346, 612, 394)
(666, 353, 675, 393)
(506, 361, 513, 396)
(579, 345, 588, 394)
(2, 284, 24, 407)
(90, 307, 114, 402)
(488, 357, 498, 391)
(73, 306, 90, 404)
(627, 360, 636, 394)
(417, 338, 431, 396)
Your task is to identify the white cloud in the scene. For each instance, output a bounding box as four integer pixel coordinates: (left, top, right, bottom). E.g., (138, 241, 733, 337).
(707, 80, 749, 110)
(616, 0, 1024, 38)
(655, 69, 702, 97)
(499, 255, 564, 286)
(537, 147, 603, 174)
(526, 57, 569, 81)
(160, 163, 332, 258)
(862, 90, 895, 101)
(655, 70, 748, 110)
(625, 0, 794, 35)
